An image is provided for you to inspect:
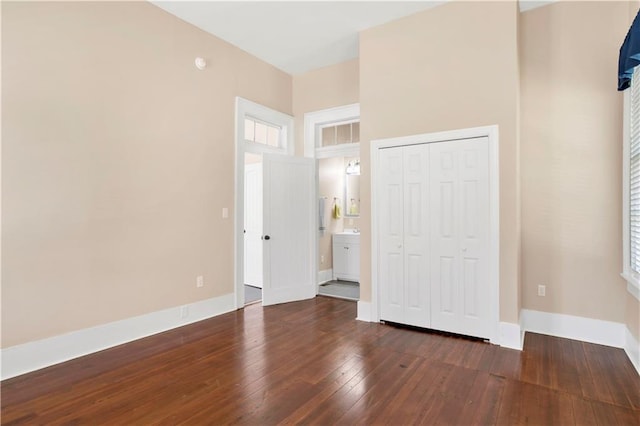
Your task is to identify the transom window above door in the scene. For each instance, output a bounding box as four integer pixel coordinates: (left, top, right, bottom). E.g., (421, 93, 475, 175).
(304, 103, 360, 158)
(244, 117, 281, 148)
(236, 97, 293, 156)
(320, 121, 360, 146)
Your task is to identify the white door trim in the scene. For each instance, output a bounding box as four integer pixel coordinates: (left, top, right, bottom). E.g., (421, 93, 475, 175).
(303, 104, 361, 292)
(303, 103, 360, 158)
(234, 97, 294, 309)
(370, 125, 500, 344)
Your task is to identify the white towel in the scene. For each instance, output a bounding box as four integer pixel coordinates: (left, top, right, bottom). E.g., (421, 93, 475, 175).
(319, 197, 327, 231)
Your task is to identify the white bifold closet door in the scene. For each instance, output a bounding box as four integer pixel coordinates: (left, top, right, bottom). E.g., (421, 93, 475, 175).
(430, 137, 490, 338)
(379, 144, 430, 328)
(378, 137, 491, 339)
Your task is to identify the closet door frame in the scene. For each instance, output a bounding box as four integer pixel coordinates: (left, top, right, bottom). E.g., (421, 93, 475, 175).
(370, 125, 500, 344)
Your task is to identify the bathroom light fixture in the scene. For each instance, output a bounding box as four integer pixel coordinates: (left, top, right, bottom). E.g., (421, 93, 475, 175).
(346, 159, 360, 175)
(195, 57, 207, 70)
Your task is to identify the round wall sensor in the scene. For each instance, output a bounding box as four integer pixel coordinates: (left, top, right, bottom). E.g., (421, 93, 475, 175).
(195, 57, 207, 70)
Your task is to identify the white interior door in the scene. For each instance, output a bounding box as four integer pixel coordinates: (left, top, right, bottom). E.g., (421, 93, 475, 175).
(244, 163, 263, 288)
(430, 137, 491, 338)
(262, 154, 315, 306)
(402, 145, 431, 327)
(379, 147, 405, 324)
(379, 145, 430, 327)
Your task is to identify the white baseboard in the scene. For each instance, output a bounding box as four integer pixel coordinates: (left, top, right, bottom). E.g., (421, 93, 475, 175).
(318, 269, 333, 285)
(498, 321, 524, 350)
(356, 300, 373, 322)
(520, 309, 625, 348)
(625, 327, 640, 375)
(1, 293, 236, 380)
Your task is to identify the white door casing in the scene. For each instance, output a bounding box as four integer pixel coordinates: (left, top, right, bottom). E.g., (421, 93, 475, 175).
(244, 163, 263, 289)
(234, 97, 295, 309)
(262, 153, 315, 306)
(304, 104, 360, 291)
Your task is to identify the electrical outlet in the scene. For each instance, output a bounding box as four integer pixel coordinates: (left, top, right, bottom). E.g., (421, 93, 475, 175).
(222, 207, 229, 219)
(180, 306, 189, 319)
(321, 255, 325, 264)
(196, 275, 204, 288)
(538, 285, 546, 297)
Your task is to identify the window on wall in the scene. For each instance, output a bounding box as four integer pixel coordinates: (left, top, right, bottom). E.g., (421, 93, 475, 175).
(631, 69, 640, 274)
(623, 67, 640, 301)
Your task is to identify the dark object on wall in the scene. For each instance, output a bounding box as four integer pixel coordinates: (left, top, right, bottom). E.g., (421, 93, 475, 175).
(619, 9, 640, 91)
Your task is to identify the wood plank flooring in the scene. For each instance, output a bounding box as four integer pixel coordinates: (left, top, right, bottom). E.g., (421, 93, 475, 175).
(2, 297, 639, 425)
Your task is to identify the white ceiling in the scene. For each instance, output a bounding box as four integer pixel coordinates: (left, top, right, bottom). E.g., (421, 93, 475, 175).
(151, 1, 554, 76)
(151, 1, 446, 75)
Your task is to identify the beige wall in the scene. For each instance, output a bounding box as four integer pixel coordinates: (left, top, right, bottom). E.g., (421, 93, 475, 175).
(4, 0, 638, 352)
(359, 1, 521, 323)
(292, 60, 359, 156)
(1, 1, 291, 348)
(520, 1, 629, 323)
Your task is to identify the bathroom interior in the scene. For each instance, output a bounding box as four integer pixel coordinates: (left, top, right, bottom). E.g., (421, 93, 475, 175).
(317, 123, 361, 301)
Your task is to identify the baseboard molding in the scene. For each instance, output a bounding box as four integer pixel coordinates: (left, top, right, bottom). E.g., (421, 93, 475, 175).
(356, 300, 373, 322)
(520, 309, 625, 348)
(318, 269, 333, 285)
(1, 293, 236, 380)
(498, 321, 524, 350)
(625, 327, 640, 375)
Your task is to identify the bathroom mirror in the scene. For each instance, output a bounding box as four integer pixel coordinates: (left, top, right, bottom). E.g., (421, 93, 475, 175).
(345, 158, 360, 217)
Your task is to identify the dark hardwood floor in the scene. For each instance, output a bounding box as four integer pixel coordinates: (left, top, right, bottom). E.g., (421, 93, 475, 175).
(2, 297, 639, 425)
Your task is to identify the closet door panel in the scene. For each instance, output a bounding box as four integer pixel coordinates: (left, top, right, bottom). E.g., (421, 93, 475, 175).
(430, 138, 491, 339)
(430, 142, 460, 329)
(439, 256, 455, 314)
(458, 137, 490, 336)
(403, 145, 430, 328)
(379, 147, 405, 324)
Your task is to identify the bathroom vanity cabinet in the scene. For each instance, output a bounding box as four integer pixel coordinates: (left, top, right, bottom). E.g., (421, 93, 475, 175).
(332, 232, 360, 282)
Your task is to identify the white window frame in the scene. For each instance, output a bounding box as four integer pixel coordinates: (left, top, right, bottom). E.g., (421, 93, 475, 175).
(304, 103, 360, 158)
(622, 74, 640, 302)
(237, 98, 294, 156)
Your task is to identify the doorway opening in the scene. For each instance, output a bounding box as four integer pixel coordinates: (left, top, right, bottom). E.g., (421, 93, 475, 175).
(244, 152, 263, 305)
(317, 156, 360, 301)
(235, 97, 315, 309)
(304, 104, 361, 302)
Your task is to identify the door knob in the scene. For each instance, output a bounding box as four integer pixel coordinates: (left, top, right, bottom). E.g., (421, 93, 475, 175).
(263, 235, 271, 240)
